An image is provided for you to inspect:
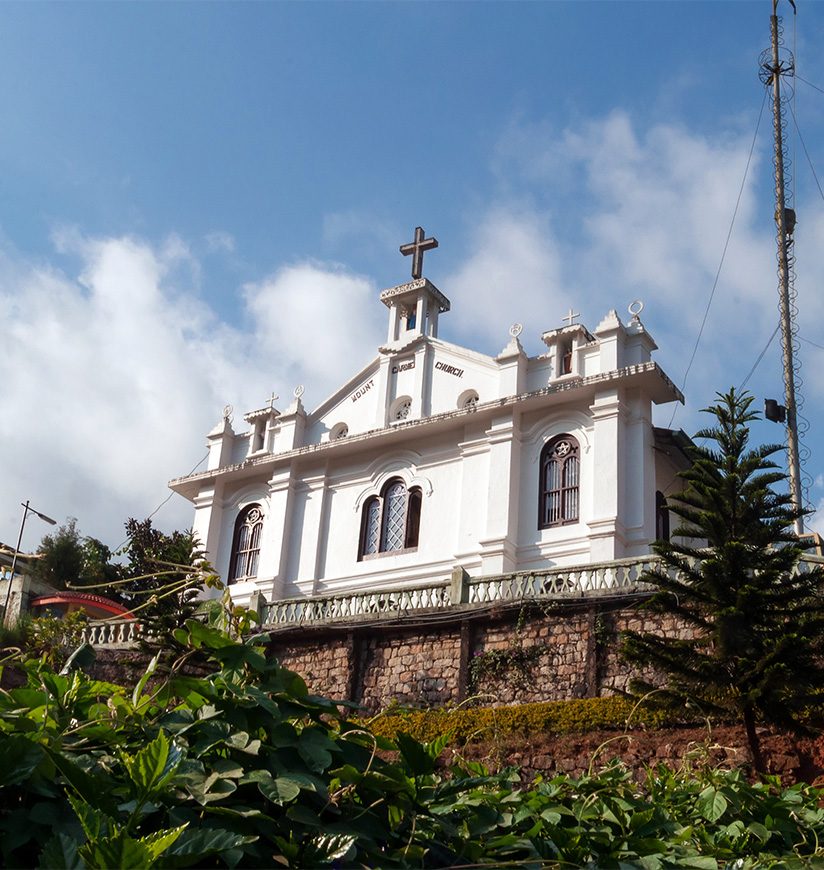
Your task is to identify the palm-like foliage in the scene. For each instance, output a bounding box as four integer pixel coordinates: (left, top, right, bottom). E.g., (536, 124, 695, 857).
(622, 388, 824, 770)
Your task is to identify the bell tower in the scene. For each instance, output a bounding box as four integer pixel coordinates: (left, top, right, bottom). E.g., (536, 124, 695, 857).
(380, 225, 450, 347)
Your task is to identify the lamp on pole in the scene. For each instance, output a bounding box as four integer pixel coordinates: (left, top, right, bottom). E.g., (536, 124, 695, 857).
(2, 500, 57, 624)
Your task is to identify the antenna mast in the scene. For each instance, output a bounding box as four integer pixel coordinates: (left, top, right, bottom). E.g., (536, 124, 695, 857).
(762, 0, 803, 533)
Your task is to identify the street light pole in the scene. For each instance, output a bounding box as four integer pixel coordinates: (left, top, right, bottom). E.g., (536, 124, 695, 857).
(2, 500, 57, 624)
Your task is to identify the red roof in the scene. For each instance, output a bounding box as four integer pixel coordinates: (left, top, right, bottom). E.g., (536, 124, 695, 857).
(31, 592, 133, 619)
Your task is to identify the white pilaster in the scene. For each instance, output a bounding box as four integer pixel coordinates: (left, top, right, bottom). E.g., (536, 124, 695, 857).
(479, 412, 521, 574)
(265, 467, 298, 600)
(588, 386, 626, 560)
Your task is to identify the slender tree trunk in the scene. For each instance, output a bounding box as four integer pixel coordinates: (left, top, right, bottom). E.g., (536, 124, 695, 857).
(743, 705, 764, 774)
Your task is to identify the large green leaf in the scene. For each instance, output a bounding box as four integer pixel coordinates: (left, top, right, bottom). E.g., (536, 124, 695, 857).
(162, 827, 259, 862)
(249, 770, 301, 805)
(67, 793, 116, 842)
(185, 620, 235, 649)
(298, 727, 337, 773)
(0, 734, 45, 786)
(696, 786, 728, 822)
(50, 750, 117, 814)
(80, 831, 153, 870)
(302, 833, 357, 865)
(139, 825, 187, 861)
(123, 730, 183, 797)
(37, 833, 84, 870)
(131, 652, 160, 708)
(396, 731, 437, 777)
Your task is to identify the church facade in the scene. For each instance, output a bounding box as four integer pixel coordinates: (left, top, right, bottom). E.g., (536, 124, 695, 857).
(169, 229, 687, 608)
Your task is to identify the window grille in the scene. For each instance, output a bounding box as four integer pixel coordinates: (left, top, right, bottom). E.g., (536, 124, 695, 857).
(359, 478, 422, 559)
(230, 505, 263, 581)
(539, 436, 580, 528)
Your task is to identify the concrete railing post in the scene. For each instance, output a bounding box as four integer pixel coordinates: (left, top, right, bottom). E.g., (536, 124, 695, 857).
(450, 566, 469, 605)
(248, 590, 268, 626)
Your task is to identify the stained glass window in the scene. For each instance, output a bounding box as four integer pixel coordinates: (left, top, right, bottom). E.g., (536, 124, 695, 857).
(539, 436, 580, 528)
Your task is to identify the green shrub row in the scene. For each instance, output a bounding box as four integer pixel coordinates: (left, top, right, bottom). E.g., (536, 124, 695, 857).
(363, 695, 686, 744)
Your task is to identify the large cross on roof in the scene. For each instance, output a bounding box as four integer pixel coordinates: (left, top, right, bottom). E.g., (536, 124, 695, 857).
(400, 226, 438, 280)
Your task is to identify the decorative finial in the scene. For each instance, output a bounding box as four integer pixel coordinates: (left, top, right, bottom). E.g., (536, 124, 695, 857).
(223, 404, 233, 422)
(628, 300, 644, 321)
(293, 384, 305, 399)
(509, 323, 523, 338)
(399, 226, 438, 280)
(267, 392, 278, 410)
(561, 308, 580, 327)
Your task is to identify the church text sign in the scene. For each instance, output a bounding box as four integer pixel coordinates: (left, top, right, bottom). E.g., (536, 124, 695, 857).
(435, 361, 464, 378)
(392, 359, 415, 374)
(351, 379, 375, 403)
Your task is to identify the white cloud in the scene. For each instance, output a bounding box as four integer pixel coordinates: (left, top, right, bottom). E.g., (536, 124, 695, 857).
(444, 207, 567, 356)
(242, 262, 383, 403)
(471, 110, 798, 435)
(204, 231, 236, 254)
(0, 235, 380, 549)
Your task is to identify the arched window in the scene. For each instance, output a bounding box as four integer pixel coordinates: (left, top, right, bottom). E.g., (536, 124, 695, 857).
(359, 478, 422, 559)
(229, 504, 263, 582)
(539, 435, 580, 528)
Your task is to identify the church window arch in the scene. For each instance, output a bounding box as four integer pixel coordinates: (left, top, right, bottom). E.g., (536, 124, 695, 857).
(359, 478, 422, 559)
(539, 435, 580, 528)
(229, 504, 264, 582)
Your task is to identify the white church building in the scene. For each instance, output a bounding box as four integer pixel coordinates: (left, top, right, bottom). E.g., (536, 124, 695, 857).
(169, 228, 687, 608)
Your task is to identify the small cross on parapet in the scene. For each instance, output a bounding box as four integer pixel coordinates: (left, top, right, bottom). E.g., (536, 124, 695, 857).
(400, 226, 438, 280)
(562, 308, 580, 327)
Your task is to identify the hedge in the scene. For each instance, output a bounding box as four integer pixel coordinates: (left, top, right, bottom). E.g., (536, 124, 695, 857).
(362, 695, 690, 744)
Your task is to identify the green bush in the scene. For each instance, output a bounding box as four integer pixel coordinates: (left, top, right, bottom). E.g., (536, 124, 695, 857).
(1, 615, 823, 868)
(365, 696, 679, 744)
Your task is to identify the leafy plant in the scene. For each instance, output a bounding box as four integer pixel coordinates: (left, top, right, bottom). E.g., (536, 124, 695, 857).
(622, 388, 824, 771)
(1, 599, 824, 867)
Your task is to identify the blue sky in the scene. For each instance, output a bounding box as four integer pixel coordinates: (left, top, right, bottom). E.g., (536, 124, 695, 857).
(2, 0, 824, 552)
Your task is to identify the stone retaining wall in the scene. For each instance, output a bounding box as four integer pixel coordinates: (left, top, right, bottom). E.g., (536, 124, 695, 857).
(266, 600, 689, 712)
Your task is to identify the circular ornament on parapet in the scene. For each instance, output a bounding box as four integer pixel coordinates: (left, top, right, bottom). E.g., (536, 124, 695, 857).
(628, 300, 644, 320)
(509, 323, 523, 338)
(293, 384, 305, 399)
(223, 404, 234, 422)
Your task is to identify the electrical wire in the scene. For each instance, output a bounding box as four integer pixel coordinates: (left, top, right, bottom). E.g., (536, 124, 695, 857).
(111, 451, 209, 552)
(795, 74, 824, 97)
(787, 102, 824, 204)
(799, 334, 824, 352)
(739, 324, 781, 390)
(667, 90, 768, 428)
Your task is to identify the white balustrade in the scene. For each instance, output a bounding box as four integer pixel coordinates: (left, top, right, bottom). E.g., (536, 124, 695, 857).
(80, 620, 142, 648)
(79, 554, 824, 639)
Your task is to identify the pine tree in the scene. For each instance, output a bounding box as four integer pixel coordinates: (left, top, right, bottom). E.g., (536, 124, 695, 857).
(621, 388, 824, 771)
